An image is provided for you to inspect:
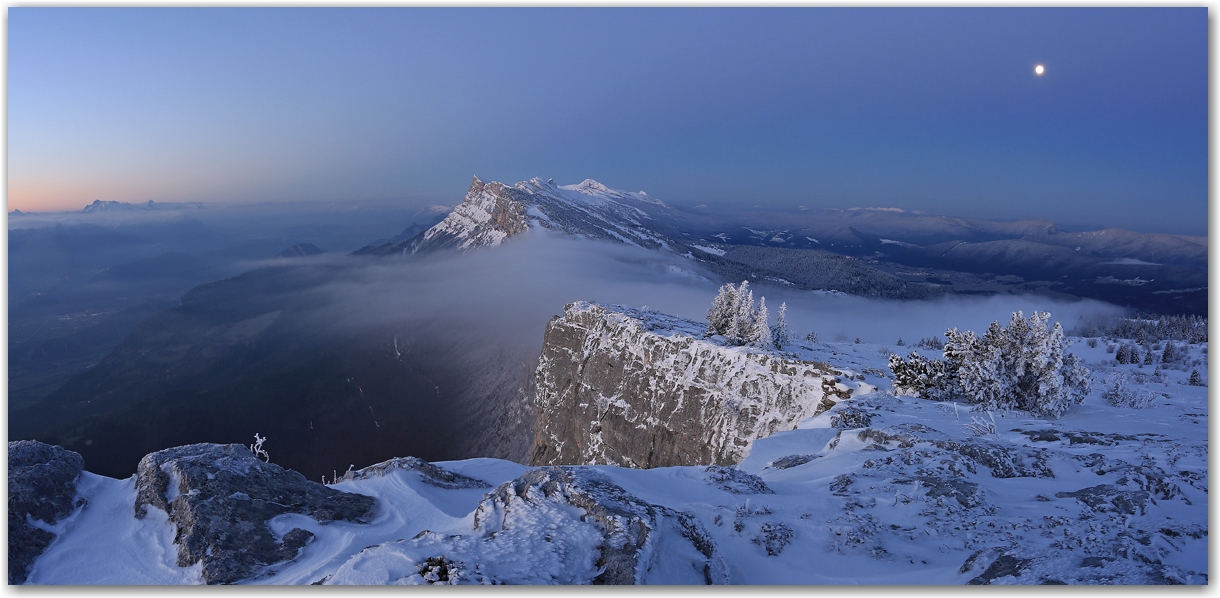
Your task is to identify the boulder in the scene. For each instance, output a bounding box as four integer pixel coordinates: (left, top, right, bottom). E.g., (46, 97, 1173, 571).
(8, 441, 85, 584)
(134, 443, 375, 584)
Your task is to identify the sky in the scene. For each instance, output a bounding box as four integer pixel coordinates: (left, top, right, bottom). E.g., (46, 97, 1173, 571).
(7, 8, 1209, 235)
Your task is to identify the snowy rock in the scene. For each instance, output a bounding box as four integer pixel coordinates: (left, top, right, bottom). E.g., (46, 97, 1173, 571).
(766, 454, 818, 470)
(703, 466, 773, 494)
(338, 456, 491, 489)
(829, 405, 873, 429)
(967, 553, 1033, 585)
(134, 443, 375, 584)
(532, 301, 853, 468)
(473, 467, 727, 584)
(9, 441, 85, 584)
(323, 466, 729, 585)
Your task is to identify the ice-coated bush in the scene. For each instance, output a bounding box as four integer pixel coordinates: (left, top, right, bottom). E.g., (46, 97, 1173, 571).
(889, 311, 1090, 418)
(1102, 372, 1157, 409)
(963, 412, 997, 437)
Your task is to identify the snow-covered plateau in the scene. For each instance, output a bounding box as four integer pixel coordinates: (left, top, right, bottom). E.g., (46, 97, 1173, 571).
(12, 305, 1209, 585)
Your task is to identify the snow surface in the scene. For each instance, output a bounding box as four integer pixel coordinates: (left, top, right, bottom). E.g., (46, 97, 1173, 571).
(25, 335, 1208, 585)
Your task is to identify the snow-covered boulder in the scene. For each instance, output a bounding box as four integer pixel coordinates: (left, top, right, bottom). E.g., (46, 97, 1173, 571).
(134, 443, 376, 584)
(532, 301, 857, 468)
(321, 466, 728, 585)
(9, 441, 85, 584)
(336, 456, 490, 489)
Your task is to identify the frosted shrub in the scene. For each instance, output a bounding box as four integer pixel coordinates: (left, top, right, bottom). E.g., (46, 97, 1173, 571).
(889, 311, 1090, 418)
(1102, 372, 1157, 409)
(963, 412, 997, 437)
(249, 433, 270, 462)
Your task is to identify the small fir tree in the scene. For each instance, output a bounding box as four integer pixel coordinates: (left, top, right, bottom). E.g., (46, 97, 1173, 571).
(774, 302, 790, 350)
(1162, 342, 1178, 364)
(750, 297, 773, 348)
(1189, 369, 1204, 386)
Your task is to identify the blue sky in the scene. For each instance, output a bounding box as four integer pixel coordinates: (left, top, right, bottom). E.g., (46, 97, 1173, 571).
(8, 8, 1208, 235)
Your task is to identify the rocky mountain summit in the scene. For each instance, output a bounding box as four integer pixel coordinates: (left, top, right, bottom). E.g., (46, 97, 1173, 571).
(356, 176, 677, 256)
(531, 302, 863, 468)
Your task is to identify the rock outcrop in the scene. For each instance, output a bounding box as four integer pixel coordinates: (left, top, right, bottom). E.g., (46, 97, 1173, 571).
(531, 302, 854, 468)
(472, 467, 728, 584)
(134, 443, 376, 584)
(323, 465, 728, 585)
(411, 177, 531, 253)
(337, 456, 490, 489)
(9, 441, 85, 584)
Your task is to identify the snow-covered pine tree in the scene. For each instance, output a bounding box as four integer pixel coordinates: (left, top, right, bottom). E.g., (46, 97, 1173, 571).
(773, 302, 790, 350)
(945, 326, 1002, 409)
(887, 311, 1089, 418)
(749, 297, 773, 348)
(706, 282, 740, 338)
(1189, 369, 1204, 386)
(1162, 342, 1178, 364)
(727, 282, 756, 346)
(1143, 345, 1155, 365)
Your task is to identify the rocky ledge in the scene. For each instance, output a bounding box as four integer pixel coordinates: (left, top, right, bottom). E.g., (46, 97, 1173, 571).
(9, 441, 85, 584)
(133, 443, 376, 584)
(531, 301, 857, 468)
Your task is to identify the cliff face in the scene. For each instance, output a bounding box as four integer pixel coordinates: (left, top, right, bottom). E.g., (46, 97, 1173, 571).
(413, 177, 531, 253)
(531, 302, 856, 468)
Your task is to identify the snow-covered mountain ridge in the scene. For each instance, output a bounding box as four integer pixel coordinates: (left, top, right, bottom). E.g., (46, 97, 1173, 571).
(531, 301, 865, 468)
(356, 176, 677, 256)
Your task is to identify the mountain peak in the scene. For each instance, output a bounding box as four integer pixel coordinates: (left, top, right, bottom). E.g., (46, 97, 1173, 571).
(573, 179, 610, 194)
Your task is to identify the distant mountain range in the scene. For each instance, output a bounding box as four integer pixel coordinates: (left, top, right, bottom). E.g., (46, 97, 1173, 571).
(77, 200, 206, 213)
(355, 176, 1206, 313)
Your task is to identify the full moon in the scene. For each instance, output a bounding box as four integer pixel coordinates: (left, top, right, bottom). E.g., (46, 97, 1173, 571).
(1035, 64, 1045, 75)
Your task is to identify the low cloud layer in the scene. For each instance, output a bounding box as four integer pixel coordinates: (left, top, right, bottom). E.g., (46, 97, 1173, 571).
(298, 230, 1129, 353)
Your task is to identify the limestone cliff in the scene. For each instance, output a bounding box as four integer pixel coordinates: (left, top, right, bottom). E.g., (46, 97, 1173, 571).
(531, 302, 856, 468)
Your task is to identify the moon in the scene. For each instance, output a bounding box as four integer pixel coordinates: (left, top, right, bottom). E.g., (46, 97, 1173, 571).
(1035, 64, 1045, 75)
